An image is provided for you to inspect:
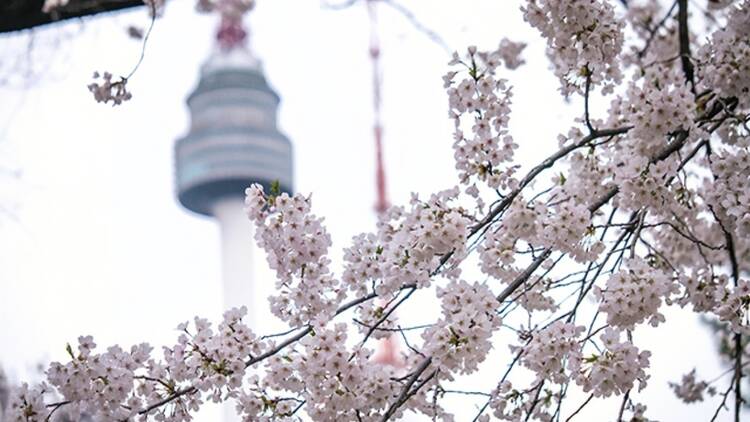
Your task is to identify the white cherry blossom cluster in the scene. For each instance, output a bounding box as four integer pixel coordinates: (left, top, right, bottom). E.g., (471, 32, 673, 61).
(676, 271, 725, 313)
(611, 153, 681, 213)
(539, 200, 603, 263)
(342, 234, 396, 338)
(669, 369, 714, 403)
(8, 307, 263, 422)
(705, 149, 750, 239)
(342, 233, 384, 297)
(60, 308, 255, 421)
(594, 258, 677, 329)
(421, 280, 501, 376)
(343, 188, 470, 300)
(516, 321, 584, 384)
(496, 38, 527, 70)
(87, 72, 133, 106)
(260, 323, 403, 421)
(485, 380, 556, 422)
(714, 279, 750, 335)
(42, 336, 152, 421)
(620, 66, 696, 156)
(479, 199, 544, 282)
(622, 402, 654, 422)
(515, 278, 558, 313)
(646, 203, 718, 271)
(556, 148, 611, 209)
(168, 307, 263, 402)
(698, 1, 750, 110)
(522, 0, 624, 95)
(478, 224, 517, 282)
(351, 300, 399, 339)
(5, 383, 47, 422)
(234, 381, 295, 421)
(623, 1, 680, 67)
(480, 196, 601, 282)
(486, 381, 519, 421)
(570, 328, 651, 397)
(244, 184, 343, 327)
(445, 47, 519, 194)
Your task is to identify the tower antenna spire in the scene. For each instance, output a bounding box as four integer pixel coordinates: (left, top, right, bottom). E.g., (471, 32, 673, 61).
(367, 0, 403, 370)
(369, 0, 390, 216)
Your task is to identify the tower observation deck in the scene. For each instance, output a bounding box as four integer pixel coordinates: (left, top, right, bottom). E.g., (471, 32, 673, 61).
(175, 44, 293, 216)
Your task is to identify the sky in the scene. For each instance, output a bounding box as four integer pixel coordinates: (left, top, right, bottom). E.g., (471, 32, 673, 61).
(0, 0, 740, 420)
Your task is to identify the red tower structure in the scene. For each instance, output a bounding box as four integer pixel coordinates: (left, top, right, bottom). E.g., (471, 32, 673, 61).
(366, 0, 403, 369)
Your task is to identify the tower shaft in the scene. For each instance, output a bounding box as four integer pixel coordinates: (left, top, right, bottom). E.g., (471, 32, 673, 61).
(213, 196, 256, 318)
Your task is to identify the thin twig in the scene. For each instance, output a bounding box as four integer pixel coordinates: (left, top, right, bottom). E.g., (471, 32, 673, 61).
(565, 394, 594, 422)
(125, 2, 157, 80)
(379, 0, 451, 53)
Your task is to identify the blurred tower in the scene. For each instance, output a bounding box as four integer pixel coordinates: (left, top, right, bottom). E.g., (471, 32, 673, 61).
(174, 6, 292, 421)
(174, 4, 293, 342)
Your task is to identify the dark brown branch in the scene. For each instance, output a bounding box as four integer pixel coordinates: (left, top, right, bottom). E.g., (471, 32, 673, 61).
(45, 400, 71, 422)
(583, 70, 595, 134)
(565, 393, 594, 422)
(616, 389, 631, 421)
(498, 249, 552, 303)
(380, 357, 432, 421)
(138, 386, 197, 416)
(524, 381, 545, 422)
(734, 332, 742, 422)
(708, 200, 742, 422)
(0, 0, 144, 33)
(358, 287, 417, 350)
(244, 284, 414, 367)
(711, 380, 735, 422)
(676, 0, 695, 92)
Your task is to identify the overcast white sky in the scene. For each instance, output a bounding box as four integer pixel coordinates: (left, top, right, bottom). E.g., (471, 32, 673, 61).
(0, 1, 739, 420)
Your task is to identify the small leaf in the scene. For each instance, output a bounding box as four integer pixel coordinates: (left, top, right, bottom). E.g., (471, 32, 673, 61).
(270, 180, 281, 196)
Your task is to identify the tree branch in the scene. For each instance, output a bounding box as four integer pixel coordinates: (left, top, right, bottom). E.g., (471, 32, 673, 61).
(676, 0, 695, 92)
(470, 126, 632, 237)
(380, 357, 432, 421)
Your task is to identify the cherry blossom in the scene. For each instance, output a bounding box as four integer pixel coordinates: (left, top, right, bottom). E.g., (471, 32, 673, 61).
(87, 72, 133, 106)
(522, 0, 624, 95)
(516, 321, 584, 384)
(669, 369, 714, 404)
(245, 185, 343, 327)
(594, 257, 677, 329)
(569, 328, 651, 397)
